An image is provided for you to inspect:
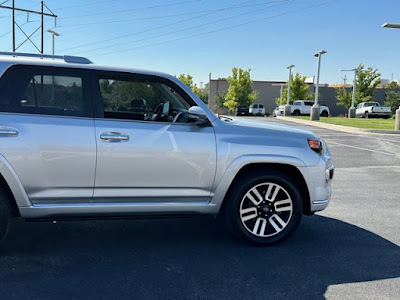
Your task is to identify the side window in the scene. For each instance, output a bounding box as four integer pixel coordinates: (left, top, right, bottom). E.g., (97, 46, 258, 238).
(259, 104, 264, 108)
(98, 76, 193, 123)
(293, 102, 300, 106)
(304, 102, 313, 106)
(0, 66, 90, 117)
(253, 104, 258, 108)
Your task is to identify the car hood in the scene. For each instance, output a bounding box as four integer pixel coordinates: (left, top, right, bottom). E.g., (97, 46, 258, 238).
(218, 117, 317, 139)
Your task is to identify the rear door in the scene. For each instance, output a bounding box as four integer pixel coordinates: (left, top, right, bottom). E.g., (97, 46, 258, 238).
(303, 101, 313, 114)
(92, 71, 217, 204)
(0, 65, 96, 204)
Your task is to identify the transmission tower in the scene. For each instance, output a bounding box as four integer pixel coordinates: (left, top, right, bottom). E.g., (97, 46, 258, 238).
(0, 0, 57, 53)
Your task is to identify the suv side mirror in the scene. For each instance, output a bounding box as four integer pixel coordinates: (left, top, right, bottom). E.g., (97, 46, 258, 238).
(188, 106, 209, 126)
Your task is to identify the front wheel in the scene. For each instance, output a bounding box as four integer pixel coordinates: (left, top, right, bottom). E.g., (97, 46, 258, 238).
(221, 171, 303, 245)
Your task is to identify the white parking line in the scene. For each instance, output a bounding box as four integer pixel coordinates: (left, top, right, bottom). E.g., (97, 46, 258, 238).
(328, 141, 396, 156)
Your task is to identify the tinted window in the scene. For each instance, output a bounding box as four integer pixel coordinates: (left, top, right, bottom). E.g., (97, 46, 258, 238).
(98, 77, 192, 123)
(0, 66, 90, 117)
(259, 104, 264, 108)
(304, 102, 313, 106)
(293, 102, 300, 106)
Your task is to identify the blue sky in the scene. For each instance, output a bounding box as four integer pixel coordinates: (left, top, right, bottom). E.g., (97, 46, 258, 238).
(1, 0, 400, 85)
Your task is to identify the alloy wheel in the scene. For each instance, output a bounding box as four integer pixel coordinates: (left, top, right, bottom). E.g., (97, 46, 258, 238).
(239, 182, 293, 237)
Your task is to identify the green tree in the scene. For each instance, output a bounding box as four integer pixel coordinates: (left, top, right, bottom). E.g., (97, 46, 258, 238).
(214, 92, 226, 109)
(336, 64, 381, 109)
(223, 68, 258, 112)
(385, 81, 400, 89)
(178, 73, 200, 95)
(275, 73, 312, 105)
(384, 90, 400, 113)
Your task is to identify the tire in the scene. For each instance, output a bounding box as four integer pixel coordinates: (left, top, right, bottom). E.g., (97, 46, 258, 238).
(0, 189, 10, 244)
(221, 170, 303, 245)
(293, 110, 301, 116)
(320, 110, 328, 117)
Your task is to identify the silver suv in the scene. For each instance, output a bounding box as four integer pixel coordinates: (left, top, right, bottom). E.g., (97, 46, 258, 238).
(0, 52, 333, 245)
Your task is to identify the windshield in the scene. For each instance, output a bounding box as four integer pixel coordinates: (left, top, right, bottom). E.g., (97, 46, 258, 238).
(364, 102, 380, 107)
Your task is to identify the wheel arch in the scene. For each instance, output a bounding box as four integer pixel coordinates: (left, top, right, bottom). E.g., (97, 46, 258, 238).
(0, 153, 30, 214)
(212, 156, 312, 216)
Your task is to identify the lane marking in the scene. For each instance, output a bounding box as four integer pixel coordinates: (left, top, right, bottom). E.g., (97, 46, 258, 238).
(328, 141, 396, 156)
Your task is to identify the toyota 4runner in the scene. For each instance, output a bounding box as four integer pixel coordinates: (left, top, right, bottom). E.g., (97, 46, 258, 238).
(0, 52, 334, 245)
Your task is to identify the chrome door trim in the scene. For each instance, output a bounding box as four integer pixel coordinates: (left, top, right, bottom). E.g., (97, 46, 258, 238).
(100, 131, 129, 142)
(0, 127, 18, 137)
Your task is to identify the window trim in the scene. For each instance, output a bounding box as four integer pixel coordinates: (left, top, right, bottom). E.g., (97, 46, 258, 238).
(92, 70, 207, 126)
(0, 65, 94, 118)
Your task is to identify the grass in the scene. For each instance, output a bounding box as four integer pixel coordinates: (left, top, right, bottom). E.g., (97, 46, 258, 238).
(290, 116, 395, 130)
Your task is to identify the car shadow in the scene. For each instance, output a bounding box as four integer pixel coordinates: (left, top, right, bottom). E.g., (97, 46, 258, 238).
(0, 215, 399, 299)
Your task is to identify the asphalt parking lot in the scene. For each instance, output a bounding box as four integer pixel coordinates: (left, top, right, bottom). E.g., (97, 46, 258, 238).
(0, 117, 399, 300)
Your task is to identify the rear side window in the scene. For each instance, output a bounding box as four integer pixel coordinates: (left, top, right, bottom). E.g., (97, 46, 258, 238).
(0, 66, 91, 117)
(304, 101, 313, 106)
(259, 104, 264, 108)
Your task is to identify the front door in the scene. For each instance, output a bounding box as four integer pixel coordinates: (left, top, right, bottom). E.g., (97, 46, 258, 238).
(92, 72, 217, 203)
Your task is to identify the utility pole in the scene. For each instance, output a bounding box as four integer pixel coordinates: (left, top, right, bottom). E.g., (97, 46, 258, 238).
(343, 75, 347, 86)
(0, 0, 57, 54)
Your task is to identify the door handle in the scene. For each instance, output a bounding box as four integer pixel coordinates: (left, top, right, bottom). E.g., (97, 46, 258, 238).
(100, 132, 129, 142)
(0, 127, 19, 137)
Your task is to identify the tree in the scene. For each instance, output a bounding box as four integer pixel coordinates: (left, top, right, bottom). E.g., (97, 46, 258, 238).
(335, 64, 381, 109)
(214, 92, 226, 109)
(384, 90, 400, 113)
(275, 73, 313, 105)
(223, 68, 258, 112)
(177, 73, 211, 103)
(385, 81, 400, 89)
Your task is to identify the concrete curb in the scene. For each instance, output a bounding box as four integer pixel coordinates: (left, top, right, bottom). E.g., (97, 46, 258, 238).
(276, 116, 400, 135)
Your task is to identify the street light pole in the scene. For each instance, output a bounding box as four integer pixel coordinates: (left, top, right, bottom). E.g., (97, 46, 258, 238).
(47, 29, 60, 55)
(311, 50, 327, 121)
(341, 68, 357, 118)
(284, 65, 294, 116)
(272, 83, 286, 106)
(382, 22, 400, 130)
(47, 29, 60, 102)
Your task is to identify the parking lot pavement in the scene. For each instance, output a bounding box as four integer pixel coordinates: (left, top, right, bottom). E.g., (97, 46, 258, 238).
(0, 117, 399, 300)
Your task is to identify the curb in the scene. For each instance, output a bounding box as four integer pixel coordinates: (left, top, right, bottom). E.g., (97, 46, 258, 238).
(276, 116, 400, 135)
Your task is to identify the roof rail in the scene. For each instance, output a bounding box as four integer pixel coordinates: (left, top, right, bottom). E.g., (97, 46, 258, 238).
(0, 52, 93, 64)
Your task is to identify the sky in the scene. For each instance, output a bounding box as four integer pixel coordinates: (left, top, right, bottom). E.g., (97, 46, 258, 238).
(1, 0, 400, 86)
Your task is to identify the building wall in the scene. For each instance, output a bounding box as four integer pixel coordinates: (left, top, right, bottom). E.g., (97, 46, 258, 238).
(209, 79, 389, 116)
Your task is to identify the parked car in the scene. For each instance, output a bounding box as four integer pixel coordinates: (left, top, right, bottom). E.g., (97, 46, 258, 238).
(355, 102, 392, 119)
(285, 100, 330, 117)
(236, 105, 249, 116)
(272, 107, 280, 117)
(249, 103, 265, 115)
(0, 52, 333, 245)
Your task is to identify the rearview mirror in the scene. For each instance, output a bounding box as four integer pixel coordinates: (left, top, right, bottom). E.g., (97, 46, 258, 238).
(188, 106, 209, 126)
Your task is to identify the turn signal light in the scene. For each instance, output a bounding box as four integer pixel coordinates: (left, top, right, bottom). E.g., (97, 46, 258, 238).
(308, 139, 322, 152)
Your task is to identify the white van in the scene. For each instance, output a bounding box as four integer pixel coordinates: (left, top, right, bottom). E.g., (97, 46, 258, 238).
(249, 103, 265, 115)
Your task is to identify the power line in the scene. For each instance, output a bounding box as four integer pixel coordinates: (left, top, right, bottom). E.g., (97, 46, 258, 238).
(60, 0, 281, 52)
(59, 0, 203, 20)
(56, 1, 269, 28)
(70, 0, 292, 55)
(92, 0, 334, 58)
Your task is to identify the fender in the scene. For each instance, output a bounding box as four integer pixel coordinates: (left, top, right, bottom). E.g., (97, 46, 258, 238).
(0, 153, 31, 208)
(210, 154, 307, 208)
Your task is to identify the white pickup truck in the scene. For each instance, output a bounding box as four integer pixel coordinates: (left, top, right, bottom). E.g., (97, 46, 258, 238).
(278, 100, 330, 117)
(355, 102, 392, 119)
